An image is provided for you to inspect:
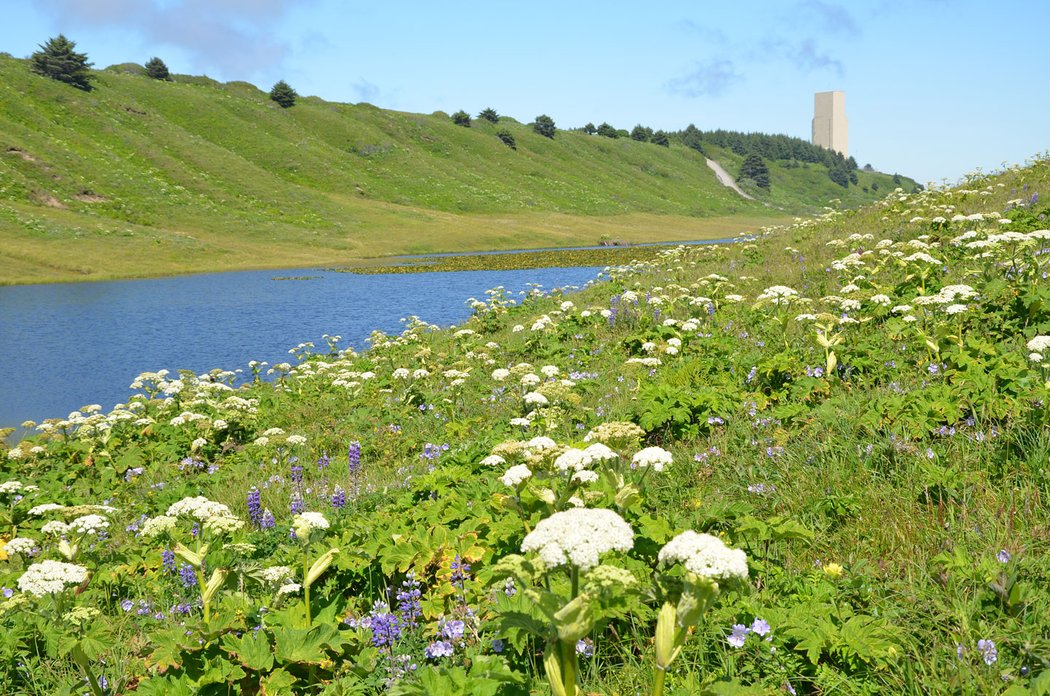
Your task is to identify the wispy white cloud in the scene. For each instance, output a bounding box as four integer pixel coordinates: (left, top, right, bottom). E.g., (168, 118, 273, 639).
(33, 0, 312, 77)
(666, 59, 743, 98)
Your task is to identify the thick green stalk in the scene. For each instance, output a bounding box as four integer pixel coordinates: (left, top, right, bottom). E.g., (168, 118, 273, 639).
(560, 639, 578, 696)
(652, 666, 666, 696)
(303, 548, 312, 626)
(72, 645, 104, 696)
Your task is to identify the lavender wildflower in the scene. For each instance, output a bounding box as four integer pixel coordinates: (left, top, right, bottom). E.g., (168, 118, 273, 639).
(331, 487, 346, 510)
(369, 610, 402, 648)
(247, 487, 263, 527)
(450, 554, 471, 592)
(996, 549, 1011, 563)
(576, 638, 594, 657)
(290, 464, 303, 485)
(396, 574, 422, 627)
(348, 441, 361, 476)
(751, 618, 771, 636)
(727, 624, 750, 648)
(425, 641, 454, 659)
(977, 639, 998, 665)
(162, 549, 176, 573)
(120, 599, 134, 612)
(260, 509, 276, 529)
(441, 619, 465, 641)
(491, 638, 505, 653)
(317, 451, 330, 470)
(290, 492, 304, 515)
(179, 564, 197, 589)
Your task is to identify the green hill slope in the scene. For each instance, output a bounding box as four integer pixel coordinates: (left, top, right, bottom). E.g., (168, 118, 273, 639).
(0, 55, 913, 283)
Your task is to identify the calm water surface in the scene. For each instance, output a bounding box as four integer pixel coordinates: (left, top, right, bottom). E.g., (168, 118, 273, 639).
(0, 265, 602, 434)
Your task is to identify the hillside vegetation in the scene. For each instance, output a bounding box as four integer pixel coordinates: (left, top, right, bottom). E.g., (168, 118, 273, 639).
(0, 55, 911, 284)
(0, 155, 1047, 694)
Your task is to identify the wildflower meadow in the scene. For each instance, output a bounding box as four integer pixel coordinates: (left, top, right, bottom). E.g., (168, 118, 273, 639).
(2, 155, 1049, 694)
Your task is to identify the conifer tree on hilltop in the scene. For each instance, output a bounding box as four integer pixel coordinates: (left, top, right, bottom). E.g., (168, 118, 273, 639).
(270, 80, 298, 108)
(30, 34, 94, 91)
(145, 56, 170, 81)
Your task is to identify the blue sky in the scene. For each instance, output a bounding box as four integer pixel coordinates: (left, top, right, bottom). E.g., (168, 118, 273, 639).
(4, 0, 1047, 184)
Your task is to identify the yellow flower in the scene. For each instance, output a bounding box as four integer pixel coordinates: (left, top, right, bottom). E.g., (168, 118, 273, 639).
(823, 562, 845, 578)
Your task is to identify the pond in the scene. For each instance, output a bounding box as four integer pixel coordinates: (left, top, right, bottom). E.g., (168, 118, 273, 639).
(0, 265, 603, 436)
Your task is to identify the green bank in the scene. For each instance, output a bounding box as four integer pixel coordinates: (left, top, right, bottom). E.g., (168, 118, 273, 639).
(0, 54, 913, 284)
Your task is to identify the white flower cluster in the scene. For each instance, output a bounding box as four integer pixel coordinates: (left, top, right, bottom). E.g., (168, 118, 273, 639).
(28, 503, 65, 517)
(17, 560, 90, 597)
(140, 515, 178, 538)
(632, 446, 673, 472)
(4, 538, 37, 556)
(500, 464, 532, 487)
(1027, 335, 1050, 363)
(292, 511, 330, 538)
(521, 508, 634, 570)
(757, 285, 799, 306)
(260, 566, 296, 585)
(523, 392, 549, 408)
(658, 531, 748, 580)
(68, 514, 110, 536)
(167, 496, 234, 522)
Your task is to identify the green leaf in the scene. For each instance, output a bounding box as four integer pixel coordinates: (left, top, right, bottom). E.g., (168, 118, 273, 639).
(261, 667, 298, 695)
(222, 632, 275, 672)
(273, 624, 346, 665)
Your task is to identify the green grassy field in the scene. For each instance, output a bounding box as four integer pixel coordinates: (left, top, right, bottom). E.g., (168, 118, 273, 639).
(0, 55, 912, 285)
(0, 155, 1047, 695)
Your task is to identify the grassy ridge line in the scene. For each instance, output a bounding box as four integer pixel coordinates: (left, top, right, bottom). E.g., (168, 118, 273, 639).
(0, 54, 904, 284)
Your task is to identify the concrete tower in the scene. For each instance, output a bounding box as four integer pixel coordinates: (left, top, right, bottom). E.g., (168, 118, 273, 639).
(812, 91, 848, 157)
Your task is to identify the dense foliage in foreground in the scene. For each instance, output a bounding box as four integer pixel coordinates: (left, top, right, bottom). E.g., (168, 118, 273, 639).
(2, 157, 1049, 695)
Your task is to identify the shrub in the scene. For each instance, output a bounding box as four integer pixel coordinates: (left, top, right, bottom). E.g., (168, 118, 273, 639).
(144, 57, 170, 81)
(532, 114, 555, 139)
(495, 129, 516, 150)
(478, 107, 499, 123)
(582, 122, 597, 135)
(596, 122, 618, 138)
(270, 80, 297, 108)
(29, 34, 94, 91)
(451, 110, 471, 127)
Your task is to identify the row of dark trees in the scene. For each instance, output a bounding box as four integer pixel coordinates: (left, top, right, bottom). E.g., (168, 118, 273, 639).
(27, 35, 887, 183)
(450, 109, 554, 148)
(29, 34, 299, 108)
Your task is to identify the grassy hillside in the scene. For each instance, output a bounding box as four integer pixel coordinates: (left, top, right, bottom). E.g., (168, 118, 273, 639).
(0, 55, 911, 284)
(0, 156, 1047, 694)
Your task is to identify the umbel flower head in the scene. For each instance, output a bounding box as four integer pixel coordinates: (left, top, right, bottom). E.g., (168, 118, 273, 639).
(292, 511, 330, 539)
(659, 531, 748, 581)
(521, 508, 634, 571)
(17, 560, 90, 597)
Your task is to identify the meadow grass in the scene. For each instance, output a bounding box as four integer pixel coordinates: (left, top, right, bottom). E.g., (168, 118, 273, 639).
(0, 155, 1047, 694)
(0, 54, 907, 285)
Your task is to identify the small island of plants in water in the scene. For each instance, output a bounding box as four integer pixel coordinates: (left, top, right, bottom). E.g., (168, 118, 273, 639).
(1, 157, 1049, 694)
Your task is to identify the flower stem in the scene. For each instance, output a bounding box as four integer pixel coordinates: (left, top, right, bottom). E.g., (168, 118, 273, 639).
(72, 645, 104, 696)
(560, 639, 578, 696)
(652, 665, 666, 696)
(303, 548, 312, 626)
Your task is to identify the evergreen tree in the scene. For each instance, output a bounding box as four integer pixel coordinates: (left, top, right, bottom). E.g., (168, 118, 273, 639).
(596, 122, 618, 138)
(651, 130, 670, 147)
(30, 34, 94, 91)
(738, 154, 771, 190)
(828, 166, 849, 188)
(582, 123, 597, 135)
(451, 110, 471, 127)
(270, 80, 297, 108)
(532, 114, 556, 139)
(479, 107, 499, 123)
(630, 125, 650, 142)
(495, 129, 516, 150)
(144, 56, 170, 81)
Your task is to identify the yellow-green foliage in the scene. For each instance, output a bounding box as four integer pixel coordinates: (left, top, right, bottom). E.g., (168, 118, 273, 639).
(0, 55, 907, 284)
